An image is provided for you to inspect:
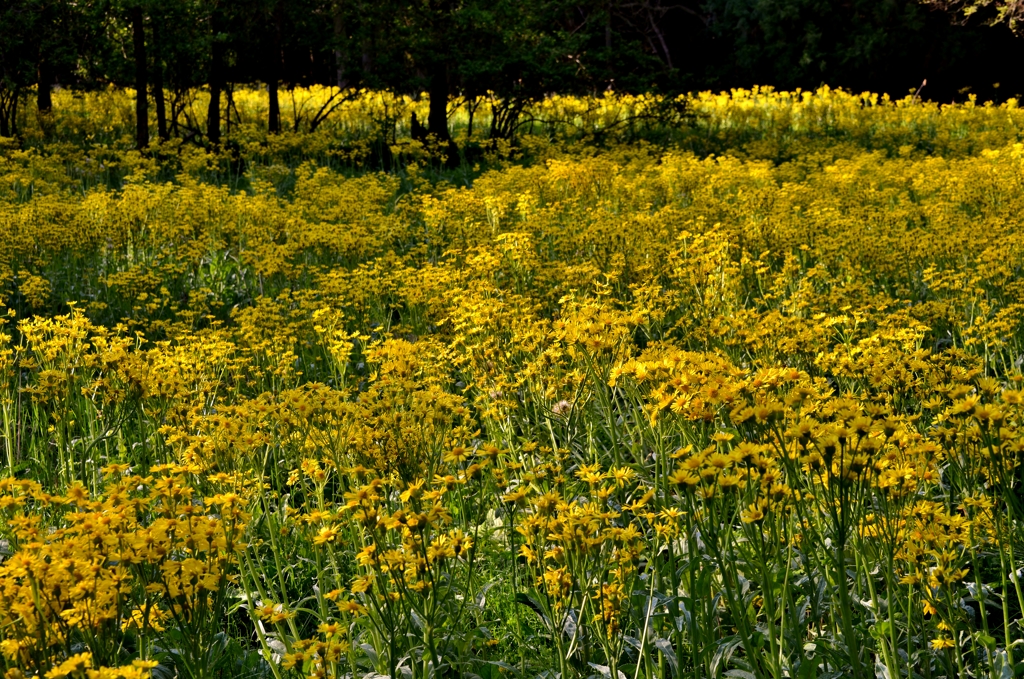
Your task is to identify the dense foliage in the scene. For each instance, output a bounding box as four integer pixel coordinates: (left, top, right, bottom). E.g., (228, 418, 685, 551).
(921, 0, 1024, 33)
(4, 0, 1024, 148)
(1, 87, 1024, 678)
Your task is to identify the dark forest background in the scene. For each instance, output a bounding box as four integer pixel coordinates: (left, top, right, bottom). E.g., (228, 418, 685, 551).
(2, 0, 1023, 144)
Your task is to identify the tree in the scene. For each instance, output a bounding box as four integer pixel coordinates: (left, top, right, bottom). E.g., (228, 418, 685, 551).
(146, 0, 211, 139)
(129, 3, 148, 149)
(920, 0, 1024, 32)
(348, 0, 674, 156)
(0, 0, 67, 136)
(699, 0, 1024, 101)
(35, 2, 56, 115)
(207, 0, 225, 145)
(0, 2, 33, 136)
(150, 3, 169, 140)
(267, 0, 283, 134)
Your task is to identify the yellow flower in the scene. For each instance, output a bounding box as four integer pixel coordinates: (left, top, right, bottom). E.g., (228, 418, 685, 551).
(740, 502, 766, 524)
(502, 488, 529, 505)
(44, 653, 93, 679)
(313, 524, 341, 545)
(351, 576, 373, 593)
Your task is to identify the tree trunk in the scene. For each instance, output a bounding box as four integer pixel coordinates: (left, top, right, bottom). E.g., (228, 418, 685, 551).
(268, 2, 282, 133)
(428, 63, 458, 167)
(131, 5, 149, 150)
(0, 87, 18, 138)
(11, 93, 19, 137)
(170, 89, 181, 137)
(268, 82, 280, 134)
(466, 97, 478, 139)
(152, 17, 168, 140)
(226, 84, 234, 136)
(36, 56, 54, 138)
(333, 0, 346, 88)
(37, 59, 53, 113)
(427, 63, 449, 141)
(207, 8, 224, 146)
(154, 76, 167, 141)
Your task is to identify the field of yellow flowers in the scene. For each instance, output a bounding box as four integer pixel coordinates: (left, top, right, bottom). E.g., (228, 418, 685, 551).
(2, 86, 1024, 679)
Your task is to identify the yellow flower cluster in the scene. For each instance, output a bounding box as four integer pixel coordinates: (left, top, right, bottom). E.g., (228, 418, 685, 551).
(0, 467, 246, 677)
(2, 86, 1024, 678)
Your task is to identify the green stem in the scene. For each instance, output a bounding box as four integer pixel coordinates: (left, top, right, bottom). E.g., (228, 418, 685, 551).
(835, 539, 865, 679)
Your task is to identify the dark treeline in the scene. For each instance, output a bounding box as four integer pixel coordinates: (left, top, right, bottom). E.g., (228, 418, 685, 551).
(2, 0, 1023, 146)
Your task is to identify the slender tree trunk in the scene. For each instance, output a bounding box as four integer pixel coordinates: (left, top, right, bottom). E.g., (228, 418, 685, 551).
(0, 89, 13, 138)
(356, 0, 372, 76)
(154, 77, 167, 140)
(646, 6, 673, 69)
(333, 0, 346, 88)
(130, 5, 149, 150)
(207, 7, 224, 145)
(207, 67, 223, 144)
(268, 82, 280, 133)
(36, 56, 54, 138)
(226, 84, 232, 136)
(427, 63, 449, 141)
(37, 59, 53, 113)
(152, 17, 168, 140)
(170, 89, 181, 137)
(11, 93, 19, 137)
(268, 2, 282, 133)
(604, 0, 614, 87)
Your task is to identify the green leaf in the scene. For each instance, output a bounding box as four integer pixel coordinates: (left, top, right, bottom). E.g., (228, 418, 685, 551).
(797, 659, 819, 679)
